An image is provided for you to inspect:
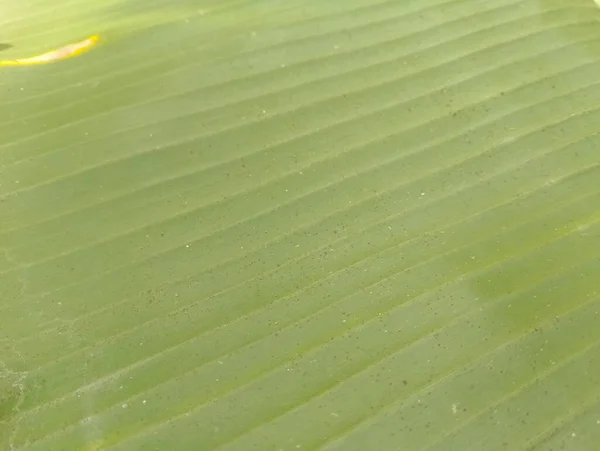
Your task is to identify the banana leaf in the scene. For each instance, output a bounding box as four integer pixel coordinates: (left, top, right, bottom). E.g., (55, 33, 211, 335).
(1, 0, 600, 449)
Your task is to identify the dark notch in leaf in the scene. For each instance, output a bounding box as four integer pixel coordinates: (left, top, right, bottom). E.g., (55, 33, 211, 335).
(0, 43, 13, 52)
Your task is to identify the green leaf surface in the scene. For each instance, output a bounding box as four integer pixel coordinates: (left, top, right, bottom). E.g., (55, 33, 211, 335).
(1, 0, 600, 449)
